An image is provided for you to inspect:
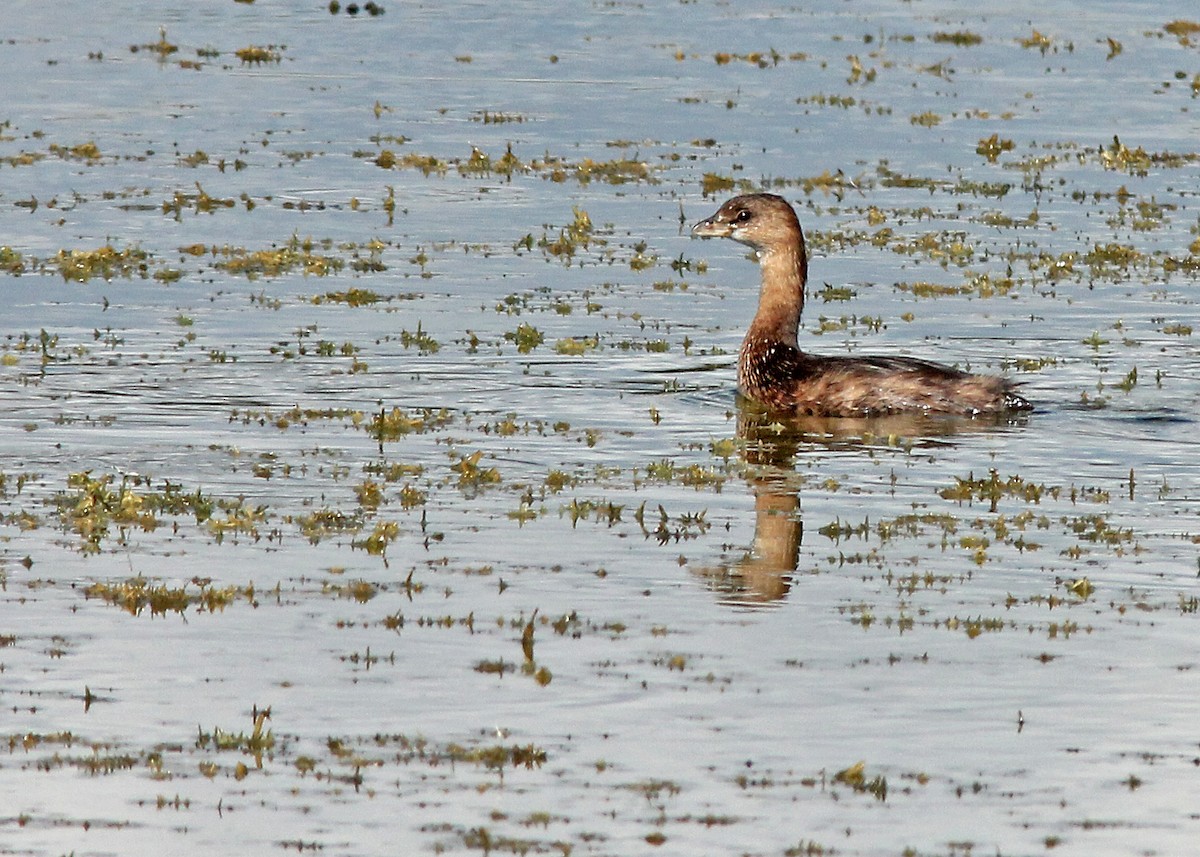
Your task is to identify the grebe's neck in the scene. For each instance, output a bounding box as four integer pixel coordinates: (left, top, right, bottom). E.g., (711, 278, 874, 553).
(747, 237, 807, 348)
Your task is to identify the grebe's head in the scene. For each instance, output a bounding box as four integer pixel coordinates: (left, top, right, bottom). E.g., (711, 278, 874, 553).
(691, 193, 802, 254)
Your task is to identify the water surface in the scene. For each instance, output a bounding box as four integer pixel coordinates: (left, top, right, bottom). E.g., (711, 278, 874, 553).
(2, 2, 1199, 855)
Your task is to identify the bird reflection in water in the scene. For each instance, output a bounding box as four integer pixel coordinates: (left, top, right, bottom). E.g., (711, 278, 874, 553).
(693, 398, 1030, 606)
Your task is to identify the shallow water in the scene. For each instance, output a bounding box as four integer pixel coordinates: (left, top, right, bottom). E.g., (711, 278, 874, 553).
(2, 2, 1199, 856)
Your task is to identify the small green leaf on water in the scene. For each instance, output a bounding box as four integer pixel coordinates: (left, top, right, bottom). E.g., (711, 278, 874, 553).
(976, 133, 1014, 162)
(832, 760, 887, 801)
(1067, 577, 1094, 599)
(505, 322, 544, 353)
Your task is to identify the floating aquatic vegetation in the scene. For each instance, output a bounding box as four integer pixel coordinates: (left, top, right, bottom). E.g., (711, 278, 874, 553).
(701, 172, 736, 197)
(327, 578, 379, 602)
(628, 241, 656, 270)
(504, 322, 544, 353)
(894, 280, 972, 298)
(207, 502, 268, 541)
(1065, 513, 1134, 550)
(1097, 136, 1200, 175)
(4, 5, 1200, 854)
(0, 247, 26, 275)
(399, 321, 439, 354)
(235, 45, 283, 65)
(52, 245, 149, 282)
(1017, 29, 1060, 54)
(1066, 576, 1094, 599)
(130, 28, 178, 60)
(0, 148, 45, 168)
(803, 168, 856, 197)
(1083, 242, 1144, 277)
(712, 48, 805, 67)
(56, 471, 159, 551)
(233, 405, 366, 430)
(1099, 136, 1154, 174)
(48, 141, 103, 163)
(397, 484, 426, 509)
(196, 709, 275, 760)
(536, 206, 597, 263)
(177, 150, 209, 168)
(635, 503, 710, 544)
(446, 741, 547, 773)
(939, 470, 1054, 509)
(832, 761, 887, 801)
(1162, 19, 1200, 45)
(470, 110, 527, 124)
(845, 54, 878, 84)
(294, 509, 364, 543)
(568, 155, 658, 185)
(353, 520, 399, 555)
(932, 31, 982, 46)
(85, 575, 254, 617)
(354, 479, 385, 510)
(162, 182, 236, 219)
(311, 287, 381, 306)
(976, 133, 1014, 163)
(364, 144, 660, 185)
(554, 336, 600, 355)
(964, 271, 1018, 297)
(451, 450, 501, 491)
(889, 231, 975, 267)
(329, 2, 387, 15)
(876, 164, 938, 191)
(210, 235, 344, 278)
(562, 498, 624, 528)
(366, 407, 453, 442)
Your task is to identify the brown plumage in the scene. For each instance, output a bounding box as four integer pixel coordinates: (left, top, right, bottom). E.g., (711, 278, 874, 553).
(692, 193, 1032, 417)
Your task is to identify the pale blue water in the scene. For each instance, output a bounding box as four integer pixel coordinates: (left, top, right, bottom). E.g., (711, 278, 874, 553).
(1, 2, 1199, 855)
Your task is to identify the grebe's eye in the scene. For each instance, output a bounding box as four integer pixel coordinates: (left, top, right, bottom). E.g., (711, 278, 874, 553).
(734, 209, 752, 223)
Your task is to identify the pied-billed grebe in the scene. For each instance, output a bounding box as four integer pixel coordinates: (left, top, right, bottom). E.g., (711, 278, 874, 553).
(692, 193, 1031, 417)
